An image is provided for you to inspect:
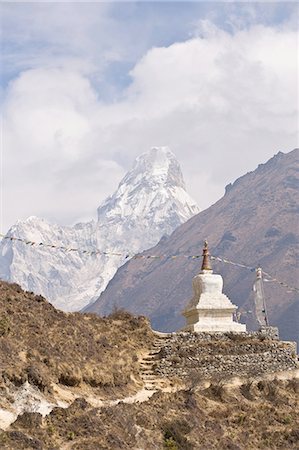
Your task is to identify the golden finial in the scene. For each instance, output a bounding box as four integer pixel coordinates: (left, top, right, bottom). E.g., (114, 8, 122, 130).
(201, 240, 212, 271)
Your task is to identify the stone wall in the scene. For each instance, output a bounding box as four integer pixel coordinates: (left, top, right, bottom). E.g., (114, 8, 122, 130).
(154, 331, 298, 381)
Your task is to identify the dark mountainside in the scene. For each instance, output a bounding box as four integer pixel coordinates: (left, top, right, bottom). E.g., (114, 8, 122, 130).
(87, 149, 299, 343)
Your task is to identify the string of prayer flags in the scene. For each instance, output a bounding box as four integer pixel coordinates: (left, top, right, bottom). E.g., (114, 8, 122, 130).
(0, 232, 298, 294)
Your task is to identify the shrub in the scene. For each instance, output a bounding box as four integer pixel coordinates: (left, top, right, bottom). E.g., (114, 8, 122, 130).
(240, 381, 255, 401)
(108, 306, 134, 321)
(59, 367, 82, 387)
(164, 436, 178, 449)
(163, 419, 192, 450)
(257, 380, 279, 403)
(205, 381, 226, 401)
(187, 369, 202, 391)
(0, 316, 10, 336)
(287, 378, 299, 394)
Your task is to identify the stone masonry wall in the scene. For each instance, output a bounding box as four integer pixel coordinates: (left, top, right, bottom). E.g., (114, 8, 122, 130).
(154, 331, 298, 381)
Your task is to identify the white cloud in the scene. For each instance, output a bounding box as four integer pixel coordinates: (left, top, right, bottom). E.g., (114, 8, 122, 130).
(2, 22, 298, 232)
(2, 68, 125, 229)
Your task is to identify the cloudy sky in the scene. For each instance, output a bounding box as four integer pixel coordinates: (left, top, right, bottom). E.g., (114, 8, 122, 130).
(1, 1, 298, 232)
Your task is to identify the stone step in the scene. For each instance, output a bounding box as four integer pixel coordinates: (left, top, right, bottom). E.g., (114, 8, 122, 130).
(145, 382, 167, 389)
(154, 338, 172, 342)
(143, 375, 164, 381)
(142, 357, 159, 362)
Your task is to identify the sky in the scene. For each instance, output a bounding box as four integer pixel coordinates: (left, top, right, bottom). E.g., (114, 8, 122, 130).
(0, 1, 298, 232)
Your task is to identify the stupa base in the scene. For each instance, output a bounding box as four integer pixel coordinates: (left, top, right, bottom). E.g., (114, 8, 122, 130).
(182, 321, 246, 333)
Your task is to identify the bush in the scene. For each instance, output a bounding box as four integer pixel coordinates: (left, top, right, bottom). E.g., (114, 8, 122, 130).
(240, 381, 255, 401)
(163, 419, 192, 450)
(59, 367, 82, 387)
(257, 380, 279, 403)
(164, 436, 178, 449)
(108, 306, 135, 321)
(205, 381, 226, 401)
(187, 369, 202, 390)
(0, 316, 10, 336)
(287, 378, 299, 394)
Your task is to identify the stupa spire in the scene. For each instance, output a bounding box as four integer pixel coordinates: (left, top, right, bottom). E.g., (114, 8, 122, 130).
(201, 240, 212, 272)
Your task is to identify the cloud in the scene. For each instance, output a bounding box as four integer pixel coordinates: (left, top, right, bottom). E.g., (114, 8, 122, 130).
(92, 22, 298, 188)
(2, 18, 298, 232)
(2, 68, 125, 228)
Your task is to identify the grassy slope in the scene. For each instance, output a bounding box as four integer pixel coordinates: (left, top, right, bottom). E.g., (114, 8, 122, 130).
(0, 281, 154, 400)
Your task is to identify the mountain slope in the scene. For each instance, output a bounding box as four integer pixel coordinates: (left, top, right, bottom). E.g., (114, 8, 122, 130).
(0, 147, 199, 312)
(87, 149, 299, 343)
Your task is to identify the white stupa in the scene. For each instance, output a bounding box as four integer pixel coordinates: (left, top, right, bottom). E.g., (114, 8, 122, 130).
(182, 241, 246, 332)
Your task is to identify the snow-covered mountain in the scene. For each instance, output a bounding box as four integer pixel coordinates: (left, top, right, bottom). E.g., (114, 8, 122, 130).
(0, 147, 199, 311)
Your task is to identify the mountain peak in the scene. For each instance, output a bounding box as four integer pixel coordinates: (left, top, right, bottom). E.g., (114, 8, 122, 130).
(0, 147, 199, 312)
(97, 147, 199, 225)
(135, 146, 177, 174)
(120, 146, 185, 191)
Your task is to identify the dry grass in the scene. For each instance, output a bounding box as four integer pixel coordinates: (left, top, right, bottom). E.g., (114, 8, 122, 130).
(1, 377, 298, 449)
(0, 281, 154, 400)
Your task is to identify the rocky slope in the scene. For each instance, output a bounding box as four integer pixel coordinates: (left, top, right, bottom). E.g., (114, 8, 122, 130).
(87, 149, 299, 344)
(0, 281, 298, 449)
(0, 147, 199, 312)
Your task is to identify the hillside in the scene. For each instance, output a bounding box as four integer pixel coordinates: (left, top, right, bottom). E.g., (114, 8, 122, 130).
(87, 149, 299, 343)
(0, 281, 154, 410)
(0, 281, 298, 449)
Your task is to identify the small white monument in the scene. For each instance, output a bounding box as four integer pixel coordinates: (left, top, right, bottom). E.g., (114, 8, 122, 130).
(182, 241, 246, 332)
